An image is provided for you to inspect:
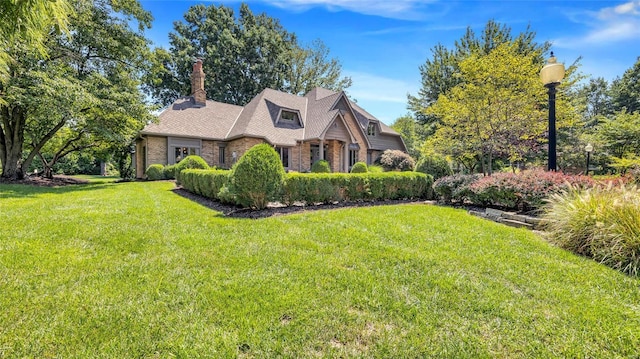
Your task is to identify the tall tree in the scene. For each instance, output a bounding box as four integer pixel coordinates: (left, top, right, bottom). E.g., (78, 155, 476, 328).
(610, 57, 640, 113)
(0, 0, 154, 180)
(144, 3, 350, 107)
(408, 20, 550, 119)
(390, 115, 421, 159)
(0, 0, 72, 87)
(426, 43, 577, 175)
(285, 39, 352, 96)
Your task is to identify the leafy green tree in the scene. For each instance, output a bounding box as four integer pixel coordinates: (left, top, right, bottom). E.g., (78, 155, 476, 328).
(285, 39, 352, 96)
(390, 115, 422, 159)
(145, 3, 350, 107)
(427, 43, 578, 175)
(0, 0, 154, 180)
(610, 57, 640, 113)
(597, 111, 640, 159)
(0, 0, 71, 88)
(408, 20, 550, 133)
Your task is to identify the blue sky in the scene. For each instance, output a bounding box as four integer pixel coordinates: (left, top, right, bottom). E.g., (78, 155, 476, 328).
(139, 0, 640, 124)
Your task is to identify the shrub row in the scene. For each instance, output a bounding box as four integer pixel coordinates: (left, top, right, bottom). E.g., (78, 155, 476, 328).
(144, 155, 210, 183)
(180, 170, 433, 207)
(283, 172, 433, 205)
(434, 170, 596, 211)
(180, 169, 230, 200)
(543, 184, 640, 276)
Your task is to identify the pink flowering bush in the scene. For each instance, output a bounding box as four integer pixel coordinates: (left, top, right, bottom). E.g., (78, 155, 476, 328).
(469, 169, 595, 211)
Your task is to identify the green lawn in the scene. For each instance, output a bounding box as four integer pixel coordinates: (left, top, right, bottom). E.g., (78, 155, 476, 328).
(1, 181, 638, 358)
(71, 174, 121, 183)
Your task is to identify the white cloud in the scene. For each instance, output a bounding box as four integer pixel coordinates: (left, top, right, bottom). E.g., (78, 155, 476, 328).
(260, 0, 438, 20)
(559, 1, 640, 47)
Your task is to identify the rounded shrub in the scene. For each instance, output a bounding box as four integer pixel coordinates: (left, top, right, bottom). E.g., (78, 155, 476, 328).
(145, 164, 165, 180)
(415, 155, 452, 180)
(375, 149, 415, 171)
(174, 155, 210, 184)
(311, 160, 331, 173)
(163, 164, 177, 179)
(228, 143, 286, 209)
(350, 161, 368, 173)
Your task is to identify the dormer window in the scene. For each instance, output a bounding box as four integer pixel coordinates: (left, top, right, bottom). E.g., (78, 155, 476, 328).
(280, 110, 299, 123)
(367, 123, 376, 136)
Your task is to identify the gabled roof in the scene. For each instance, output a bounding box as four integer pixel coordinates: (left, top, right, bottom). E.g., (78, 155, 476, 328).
(141, 87, 404, 149)
(141, 97, 243, 140)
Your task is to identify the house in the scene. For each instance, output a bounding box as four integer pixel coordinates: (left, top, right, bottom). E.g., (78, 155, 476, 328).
(134, 60, 406, 178)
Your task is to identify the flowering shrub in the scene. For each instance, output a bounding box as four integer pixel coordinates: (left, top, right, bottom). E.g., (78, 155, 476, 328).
(375, 149, 415, 171)
(433, 174, 482, 203)
(469, 169, 595, 211)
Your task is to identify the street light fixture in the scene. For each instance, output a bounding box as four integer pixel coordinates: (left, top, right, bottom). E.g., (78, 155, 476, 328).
(585, 143, 593, 175)
(540, 52, 565, 171)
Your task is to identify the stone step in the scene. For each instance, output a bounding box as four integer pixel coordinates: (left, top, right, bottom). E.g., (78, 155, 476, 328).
(498, 218, 534, 229)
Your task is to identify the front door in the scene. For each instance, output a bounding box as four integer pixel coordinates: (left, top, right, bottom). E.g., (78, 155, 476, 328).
(310, 144, 328, 165)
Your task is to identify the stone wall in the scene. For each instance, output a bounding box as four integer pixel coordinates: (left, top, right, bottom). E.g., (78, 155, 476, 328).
(226, 137, 265, 167)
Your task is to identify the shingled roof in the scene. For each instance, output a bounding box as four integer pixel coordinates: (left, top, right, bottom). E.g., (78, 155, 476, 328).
(141, 86, 403, 148)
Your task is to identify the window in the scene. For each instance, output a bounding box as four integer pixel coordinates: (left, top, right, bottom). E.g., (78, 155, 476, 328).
(349, 149, 358, 167)
(173, 146, 199, 164)
(367, 123, 376, 136)
(219, 146, 225, 165)
(275, 147, 290, 169)
(280, 110, 299, 123)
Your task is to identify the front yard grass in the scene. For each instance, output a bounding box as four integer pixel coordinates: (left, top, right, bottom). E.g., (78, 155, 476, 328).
(0, 181, 638, 357)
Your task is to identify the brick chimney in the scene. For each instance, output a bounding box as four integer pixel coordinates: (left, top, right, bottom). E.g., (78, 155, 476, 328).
(191, 59, 206, 106)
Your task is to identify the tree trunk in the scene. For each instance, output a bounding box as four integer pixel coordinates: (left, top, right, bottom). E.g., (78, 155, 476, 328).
(0, 106, 27, 180)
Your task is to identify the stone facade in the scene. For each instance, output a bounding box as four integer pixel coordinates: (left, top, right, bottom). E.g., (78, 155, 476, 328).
(201, 140, 216, 167)
(226, 137, 265, 167)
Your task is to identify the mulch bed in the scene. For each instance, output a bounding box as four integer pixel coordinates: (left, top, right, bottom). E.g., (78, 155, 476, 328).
(171, 187, 434, 219)
(0, 175, 89, 187)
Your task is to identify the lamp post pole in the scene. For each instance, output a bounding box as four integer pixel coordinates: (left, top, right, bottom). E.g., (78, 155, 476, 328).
(540, 51, 565, 172)
(546, 83, 558, 171)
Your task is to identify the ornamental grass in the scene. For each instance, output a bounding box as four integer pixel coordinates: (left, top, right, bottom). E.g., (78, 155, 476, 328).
(543, 184, 640, 276)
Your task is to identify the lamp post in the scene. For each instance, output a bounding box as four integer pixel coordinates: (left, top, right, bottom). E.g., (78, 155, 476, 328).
(540, 52, 565, 171)
(585, 143, 593, 175)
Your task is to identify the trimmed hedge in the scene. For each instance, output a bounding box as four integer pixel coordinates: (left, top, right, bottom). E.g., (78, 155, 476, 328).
(180, 169, 230, 200)
(145, 164, 165, 180)
(284, 172, 433, 205)
(180, 170, 433, 207)
(350, 161, 368, 173)
(311, 160, 331, 173)
(174, 155, 210, 185)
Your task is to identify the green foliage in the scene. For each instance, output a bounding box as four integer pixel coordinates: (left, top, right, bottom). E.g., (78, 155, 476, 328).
(283, 172, 432, 204)
(180, 169, 230, 199)
(174, 155, 210, 184)
(543, 184, 640, 276)
(390, 115, 422, 159)
(350, 161, 368, 173)
(375, 149, 415, 172)
(163, 164, 177, 180)
(367, 165, 384, 173)
(227, 143, 285, 209)
(311, 160, 331, 173)
(285, 39, 352, 96)
(145, 164, 165, 181)
(415, 154, 452, 180)
(597, 111, 640, 159)
(610, 56, 640, 113)
(1, 0, 154, 180)
(145, 4, 349, 107)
